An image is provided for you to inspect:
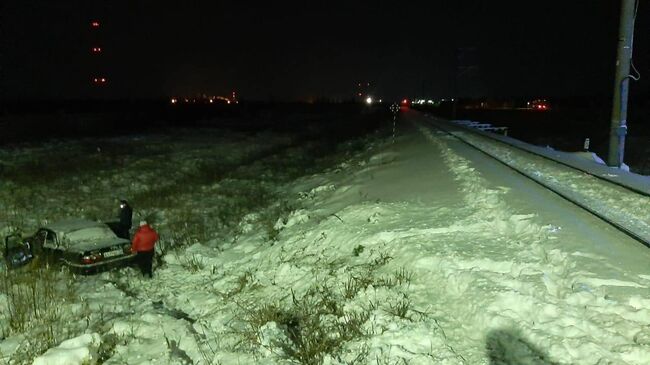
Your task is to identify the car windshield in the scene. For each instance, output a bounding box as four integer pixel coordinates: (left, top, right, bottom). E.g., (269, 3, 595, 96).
(64, 226, 116, 243)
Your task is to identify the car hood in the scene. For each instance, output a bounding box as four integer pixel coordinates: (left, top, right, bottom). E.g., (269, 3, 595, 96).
(63, 237, 130, 253)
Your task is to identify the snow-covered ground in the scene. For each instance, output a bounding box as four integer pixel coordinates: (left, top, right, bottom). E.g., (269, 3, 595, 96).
(1, 112, 650, 364)
(429, 116, 650, 245)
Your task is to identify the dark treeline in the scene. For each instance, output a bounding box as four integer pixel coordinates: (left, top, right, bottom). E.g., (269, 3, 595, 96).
(0, 100, 388, 146)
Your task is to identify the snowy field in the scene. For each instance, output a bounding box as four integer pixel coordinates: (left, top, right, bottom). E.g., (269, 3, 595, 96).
(1, 112, 650, 364)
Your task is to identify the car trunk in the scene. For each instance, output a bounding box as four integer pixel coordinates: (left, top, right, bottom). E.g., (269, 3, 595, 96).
(64, 237, 129, 254)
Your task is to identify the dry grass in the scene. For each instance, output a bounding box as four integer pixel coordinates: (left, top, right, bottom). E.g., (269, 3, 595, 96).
(0, 267, 80, 362)
(343, 275, 373, 300)
(236, 285, 372, 364)
(352, 244, 365, 257)
(384, 297, 412, 320)
(178, 253, 206, 272)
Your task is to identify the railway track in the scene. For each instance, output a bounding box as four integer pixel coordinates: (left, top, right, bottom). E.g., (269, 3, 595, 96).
(421, 114, 650, 248)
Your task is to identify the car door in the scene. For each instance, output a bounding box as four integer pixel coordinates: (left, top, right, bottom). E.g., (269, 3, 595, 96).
(42, 229, 59, 249)
(4, 233, 34, 268)
(26, 228, 67, 267)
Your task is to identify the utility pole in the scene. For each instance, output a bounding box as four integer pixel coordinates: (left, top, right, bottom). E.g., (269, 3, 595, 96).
(607, 0, 637, 167)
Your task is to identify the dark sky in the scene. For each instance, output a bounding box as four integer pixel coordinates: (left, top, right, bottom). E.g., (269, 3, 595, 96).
(1, 1, 647, 101)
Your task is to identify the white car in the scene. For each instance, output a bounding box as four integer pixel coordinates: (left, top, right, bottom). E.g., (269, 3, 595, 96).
(4, 219, 135, 274)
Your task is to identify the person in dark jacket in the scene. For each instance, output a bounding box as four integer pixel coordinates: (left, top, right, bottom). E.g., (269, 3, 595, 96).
(131, 220, 159, 278)
(117, 200, 133, 239)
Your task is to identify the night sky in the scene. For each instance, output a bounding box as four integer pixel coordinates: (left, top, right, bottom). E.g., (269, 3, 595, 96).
(1, 1, 647, 101)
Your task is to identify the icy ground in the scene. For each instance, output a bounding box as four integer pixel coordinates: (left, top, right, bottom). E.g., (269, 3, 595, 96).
(2, 113, 650, 364)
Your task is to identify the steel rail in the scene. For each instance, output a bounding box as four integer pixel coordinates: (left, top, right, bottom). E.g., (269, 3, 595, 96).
(427, 115, 650, 197)
(424, 117, 650, 249)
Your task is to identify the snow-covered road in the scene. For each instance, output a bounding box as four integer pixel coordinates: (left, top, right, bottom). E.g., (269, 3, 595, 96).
(2, 112, 650, 364)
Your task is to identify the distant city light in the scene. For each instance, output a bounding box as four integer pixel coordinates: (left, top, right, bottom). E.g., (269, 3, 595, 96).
(91, 21, 100, 28)
(171, 95, 236, 105)
(529, 99, 549, 111)
(366, 97, 373, 104)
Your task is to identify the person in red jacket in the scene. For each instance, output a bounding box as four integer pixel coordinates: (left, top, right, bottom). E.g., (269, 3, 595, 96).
(131, 220, 159, 278)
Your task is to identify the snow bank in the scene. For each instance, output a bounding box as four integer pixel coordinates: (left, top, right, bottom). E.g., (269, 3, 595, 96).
(32, 333, 101, 365)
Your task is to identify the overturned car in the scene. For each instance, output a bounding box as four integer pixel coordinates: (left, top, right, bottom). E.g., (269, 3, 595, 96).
(4, 219, 135, 274)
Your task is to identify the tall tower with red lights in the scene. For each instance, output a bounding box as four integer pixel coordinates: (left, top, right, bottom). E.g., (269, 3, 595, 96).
(356, 82, 371, 101)
(89, 19, 107, 87)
